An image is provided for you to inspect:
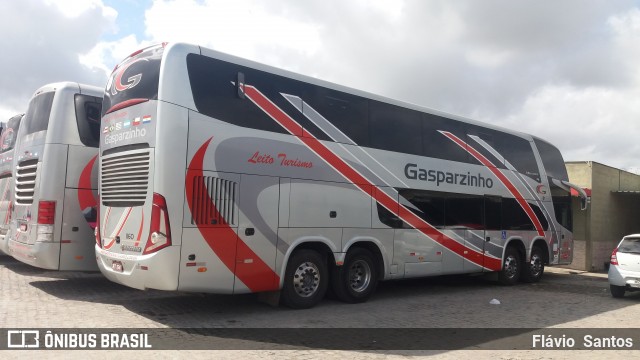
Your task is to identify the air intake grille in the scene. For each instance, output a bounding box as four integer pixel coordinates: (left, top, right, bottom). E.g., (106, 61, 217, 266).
(15, 159, 38, 205)
(101, 151, 150, 207)
(191, 176, 237, 226)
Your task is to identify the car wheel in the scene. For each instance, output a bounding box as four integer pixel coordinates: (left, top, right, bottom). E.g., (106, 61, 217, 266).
(281, 249, 328, 309)
(332, 247, 378, 303)
(498, 246, 521, 286)
(610, 284, 626, 298)
(521, 246, 545, 283)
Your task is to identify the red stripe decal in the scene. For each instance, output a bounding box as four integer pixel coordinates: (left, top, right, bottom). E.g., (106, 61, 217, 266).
(186, 138, 280, 292)
(440, 131, 545, 237)
(243, 85, 502, 271)
(134, 210, 144, 247)
(78, 155, 98, 229)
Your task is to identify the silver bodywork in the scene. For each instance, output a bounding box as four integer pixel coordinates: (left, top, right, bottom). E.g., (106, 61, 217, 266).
(608, 235, 640, 288)
(7, 82, 101, 271)
(96, 43, 575, 293)
(0, 115, 22, 255)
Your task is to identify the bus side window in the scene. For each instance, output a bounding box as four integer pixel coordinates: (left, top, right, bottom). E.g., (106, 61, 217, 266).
(75, 94, 102, 148)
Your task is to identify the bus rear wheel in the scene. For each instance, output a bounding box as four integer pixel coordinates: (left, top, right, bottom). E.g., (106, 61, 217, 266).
(281, 249, 328, 309)
(521, 245, 545, 283)
(498, 246, 521, 285)
(332, 248, 378, 303)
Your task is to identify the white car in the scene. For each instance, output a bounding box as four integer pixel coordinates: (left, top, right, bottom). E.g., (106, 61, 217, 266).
(608, 234, 640, 298)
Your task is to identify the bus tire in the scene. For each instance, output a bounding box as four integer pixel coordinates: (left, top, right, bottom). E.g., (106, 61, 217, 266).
(521, 245, 545, 283)
(498, 246, 521, 286)
(281, 249, 328, 309)
(332, 247, 378, 303)
(610, 284, 626, 298)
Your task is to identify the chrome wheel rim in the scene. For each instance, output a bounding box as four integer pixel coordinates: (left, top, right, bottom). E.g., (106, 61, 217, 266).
(529, 253, 543, 277)
(292, 261, 321, 298)
(504, 254, 518, 279)
(348, 259, 371, 293)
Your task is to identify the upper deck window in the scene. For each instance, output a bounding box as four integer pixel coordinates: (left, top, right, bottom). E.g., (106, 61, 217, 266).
(24, 92, 55, 136)
(75, 94, 102, 148)
(102, 45, 163, 116)
(533, 138, 568, 181)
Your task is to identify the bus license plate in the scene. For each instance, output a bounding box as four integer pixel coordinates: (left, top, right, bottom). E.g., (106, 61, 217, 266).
(112, 261, 123, 273)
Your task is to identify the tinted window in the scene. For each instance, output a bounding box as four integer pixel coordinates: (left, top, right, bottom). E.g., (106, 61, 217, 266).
(23, 92, 55, 135)
(304, 87, 369, 146)
(534, 138, 568, 181)
(370, 101, 421, 155)
(550, 179, 572, 231)
(484, 196, 502, 230)
(399, 189, 446, 228)
(422, 113, 470, 163)
(103, 45, 163, 116)
(466, 126, 504, 168)
(446, 195, 484, 229)
(502, 198, 535, 230)
(1, 114, 22, 153)
(75, 94, 102, 147)
(187, 54, 289, 134)
(497, 135, 540, 182)
(376, 202, 403, 228)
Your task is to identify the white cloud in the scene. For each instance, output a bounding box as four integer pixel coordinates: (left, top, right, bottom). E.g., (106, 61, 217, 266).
(4, 0, 640, 171)
(0, 0, 116, 117)
(144, 0, 322, 67)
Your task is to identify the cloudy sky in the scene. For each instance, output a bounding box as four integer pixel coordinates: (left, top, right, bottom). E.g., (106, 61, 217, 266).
(1, 0, 640, 171)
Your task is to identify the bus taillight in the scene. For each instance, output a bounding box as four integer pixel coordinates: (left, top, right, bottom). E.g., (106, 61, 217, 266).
(143, 193, 172, 255)
(37, 201, 56, 224)
(36, 200, 56, 243)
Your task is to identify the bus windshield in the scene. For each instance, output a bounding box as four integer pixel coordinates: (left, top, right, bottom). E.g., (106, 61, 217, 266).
(102, 44, 164, 116)
(24, 92, 55, 136)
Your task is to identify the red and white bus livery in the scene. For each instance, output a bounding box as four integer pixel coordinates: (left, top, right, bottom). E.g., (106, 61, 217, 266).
(7, 82, 103, 271)
(96, 43, 587, 308)
(0, 114, 23, 255)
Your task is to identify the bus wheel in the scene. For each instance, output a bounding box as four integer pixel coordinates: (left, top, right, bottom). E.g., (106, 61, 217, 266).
(332, 248, 378, 303)
(498, 246, 521, 286)
(281, 249, 328, 309)
(521, 246, 545, 283)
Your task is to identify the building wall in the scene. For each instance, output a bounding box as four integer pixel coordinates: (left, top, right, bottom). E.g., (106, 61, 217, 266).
(566, 161, 640, 271)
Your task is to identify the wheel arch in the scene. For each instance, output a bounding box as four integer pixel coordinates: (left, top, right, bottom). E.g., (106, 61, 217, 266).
(504, 237, 526, 262)
(530, 238, 550, 264)
(278, 237, 336, 288)
(343, 240, 385, 281)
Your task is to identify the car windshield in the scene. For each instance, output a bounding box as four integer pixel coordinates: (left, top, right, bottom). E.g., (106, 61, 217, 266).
(618, 238, 640, 253)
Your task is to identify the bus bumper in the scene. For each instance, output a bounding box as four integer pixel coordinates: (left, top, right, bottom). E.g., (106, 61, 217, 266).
(95, 245, 180, 291)
(7, 239, 61, 270)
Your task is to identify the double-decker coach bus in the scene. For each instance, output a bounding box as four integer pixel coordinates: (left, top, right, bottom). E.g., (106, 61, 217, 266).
(0, 114, 23, 255)
(96, 43, 588, 308)
(7, 82, 103, 271)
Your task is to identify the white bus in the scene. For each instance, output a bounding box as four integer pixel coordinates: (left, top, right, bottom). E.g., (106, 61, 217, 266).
(0, 114, 23, 255)
(7, 82, 103, 271)
(96, 43, 588, 308)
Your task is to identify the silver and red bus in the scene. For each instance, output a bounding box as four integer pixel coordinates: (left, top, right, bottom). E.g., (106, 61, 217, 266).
(0, 114, 23, 255)
(7, 82, 103, 271)
(96, 43, 587, 308)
